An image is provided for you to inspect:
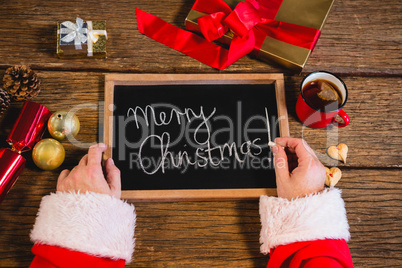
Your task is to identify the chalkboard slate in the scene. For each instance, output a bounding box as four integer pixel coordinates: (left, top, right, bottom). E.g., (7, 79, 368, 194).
(103, 74, 289, 201)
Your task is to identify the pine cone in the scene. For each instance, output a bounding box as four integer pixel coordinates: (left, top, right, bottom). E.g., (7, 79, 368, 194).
(0, 87, 11, 117)
(3, 65, 41, 101)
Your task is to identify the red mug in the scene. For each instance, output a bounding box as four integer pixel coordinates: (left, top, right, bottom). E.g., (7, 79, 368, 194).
(296, 71, 350, 128)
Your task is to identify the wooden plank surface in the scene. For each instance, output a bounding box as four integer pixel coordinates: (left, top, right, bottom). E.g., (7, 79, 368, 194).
(0, 71, 401, 266)
(0, 169, 400, 267)
(284, 75, 402, 168)
(0, 0, 400, 74)
(1, 72, 400, 168)
(0, 0, 401, 267)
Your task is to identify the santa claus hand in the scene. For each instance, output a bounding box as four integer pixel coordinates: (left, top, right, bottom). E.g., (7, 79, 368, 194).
(56, 143, 121, 198)
(272, 137, 326, 200)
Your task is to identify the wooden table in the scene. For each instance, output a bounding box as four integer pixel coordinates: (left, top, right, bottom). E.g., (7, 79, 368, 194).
(0, 0, 401, 267)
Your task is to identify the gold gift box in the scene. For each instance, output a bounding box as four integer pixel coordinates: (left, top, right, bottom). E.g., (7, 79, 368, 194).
(185, 0, 334, 72)
(57, 20, 107, 59)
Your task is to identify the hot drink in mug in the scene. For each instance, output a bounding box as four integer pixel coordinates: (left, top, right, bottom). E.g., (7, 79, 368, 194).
(296, 71, 350, 128)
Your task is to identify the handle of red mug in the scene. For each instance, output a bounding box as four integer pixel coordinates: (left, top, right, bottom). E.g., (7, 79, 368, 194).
(333, 109, 350, 127)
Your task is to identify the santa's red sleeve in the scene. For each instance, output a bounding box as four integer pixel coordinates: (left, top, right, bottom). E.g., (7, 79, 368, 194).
(259, 187, 354, 268)
(30, 191, 136, 268)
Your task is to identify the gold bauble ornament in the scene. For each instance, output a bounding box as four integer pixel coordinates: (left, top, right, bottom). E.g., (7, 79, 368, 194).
(32, 138, 65, 170)
(48, 111, 80, 141)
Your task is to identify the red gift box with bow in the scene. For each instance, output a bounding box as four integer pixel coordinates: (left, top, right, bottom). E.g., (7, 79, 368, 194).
(136, 0, 334, 71)
(185, 0, 334, 72)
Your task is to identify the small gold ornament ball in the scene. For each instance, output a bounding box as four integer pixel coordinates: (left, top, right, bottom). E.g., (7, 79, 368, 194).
(32, 138, 65, 170)
(48, 111, 80, 141)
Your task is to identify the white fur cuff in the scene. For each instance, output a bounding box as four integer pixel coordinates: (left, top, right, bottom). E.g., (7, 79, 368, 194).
(30, 191, 136, 263)
(259, 188, 350, 254)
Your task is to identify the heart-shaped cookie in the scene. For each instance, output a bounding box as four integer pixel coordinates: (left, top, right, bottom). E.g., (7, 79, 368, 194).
(325, 167, 342, 187)
(327, 143, 348, 163)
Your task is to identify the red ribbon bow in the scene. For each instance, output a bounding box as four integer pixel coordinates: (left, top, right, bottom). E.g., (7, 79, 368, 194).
(199, 0, 262, 41)
(137, 0, 321, 70)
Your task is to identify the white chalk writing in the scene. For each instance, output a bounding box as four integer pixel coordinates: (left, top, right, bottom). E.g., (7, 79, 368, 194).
(127, 105, 263, 174)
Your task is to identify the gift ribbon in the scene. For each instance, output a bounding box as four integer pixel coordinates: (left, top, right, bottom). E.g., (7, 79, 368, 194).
(86, 21, 108, 57)
(60, 17, 88, 50)
(136, 0, 321, 70)
(60, 17, 108, 56)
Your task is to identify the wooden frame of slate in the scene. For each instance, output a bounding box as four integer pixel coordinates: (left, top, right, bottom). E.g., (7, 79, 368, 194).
(103, 73, 289, 201)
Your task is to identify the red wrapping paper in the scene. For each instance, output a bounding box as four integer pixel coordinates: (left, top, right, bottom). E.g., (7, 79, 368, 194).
(7, 101, 52, 152)
(0, 148, 26, 203)
(0, 101, 51, 203)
